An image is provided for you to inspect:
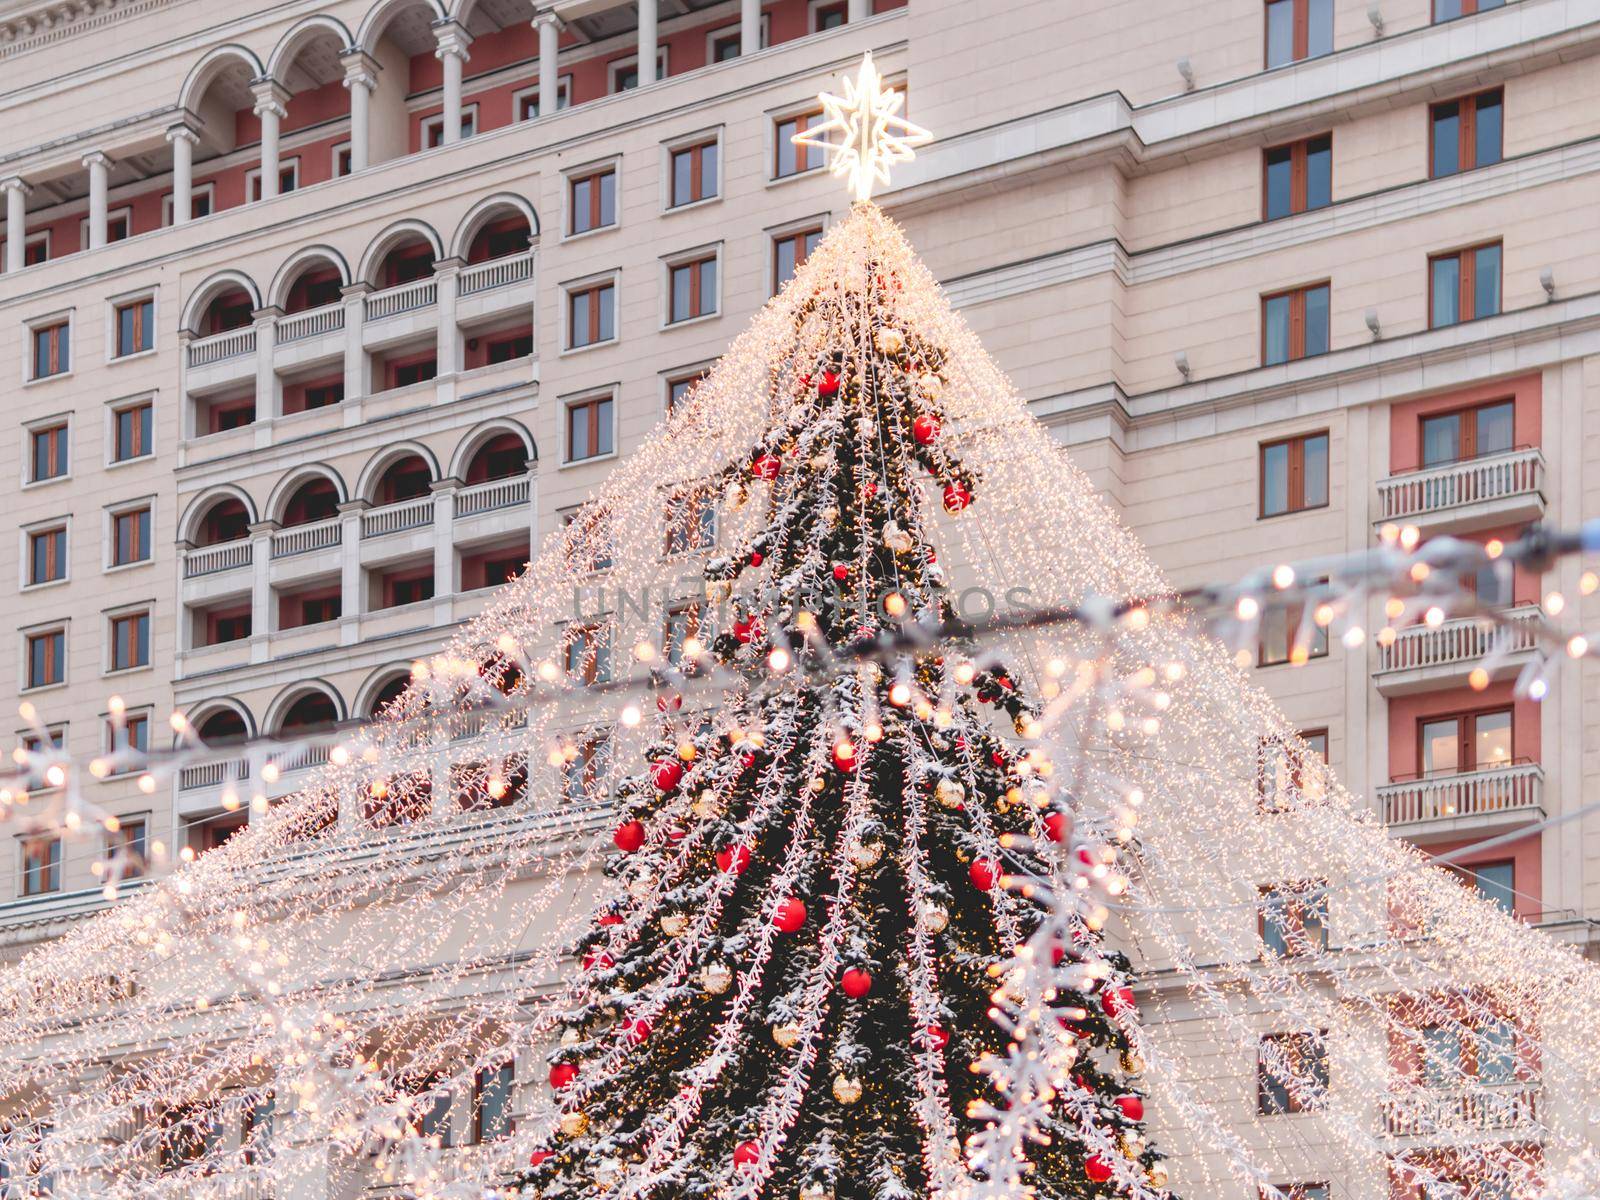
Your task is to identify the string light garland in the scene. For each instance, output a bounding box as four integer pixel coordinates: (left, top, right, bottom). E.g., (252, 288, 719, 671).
(0, 57, 1596, 1200)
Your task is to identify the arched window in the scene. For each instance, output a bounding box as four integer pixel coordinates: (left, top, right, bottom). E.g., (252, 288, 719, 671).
(198, 498, 251, 546)
(281, 478, 339, 526)
(464, 434, 529, 484)
(375, 455, 432, 504)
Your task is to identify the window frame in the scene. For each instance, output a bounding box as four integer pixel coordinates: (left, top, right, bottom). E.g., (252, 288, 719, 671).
(563, 390, 618, 465)
(22, 623, 67, 692)
(107, 500, 154, 570)
(24, 417, 71, 486)
(22, 519, 69, 589)
(80, 205, 133, 247)
(770, 215, 828, 295)
(1256, 1030, 1330, 1116)
(161, 182, 216, 226)
(1415, 705, 1514, 777)
(1258, 430, 1330, 518)
(1256, 578, 1331, 667)
(472, 1061, 515, 1143)
(1428, 240, 1503, 329)
(25, 312, 73, 384)
(107, 395, 154, 466)
(706, 14, 769, 61)
(562, 274, 619, 352)
(1429, 88, 1504, 178)
(664, 363, 713, 415)
(663, 244, 721, 326)
(808, 0, 850, 31)
(1418, 397, 1515, 468)
(421, 103, 481, 149)
(19, 833, 62, 897)
(565, 161, 620, 239)
(607, 46, 668, 93)
(107, 607, 152, 674)
(771, 103, 831, 180)
(664, 130, 723, 210)
(1261, 281, 1331, 366)
(245, 158, 301, 203)
(513, 76, 573, 120)
(1433, 0, 1505, 21)
(1261, 132, 1332, 221)
(1264, 0, 1333, 68)
(103, 707, 152, 776)
(109, 292, 157, 361)
(1256, 729, 1329, 813)
(1258, 879, 1330, 957)
(564, 621, 613, 685)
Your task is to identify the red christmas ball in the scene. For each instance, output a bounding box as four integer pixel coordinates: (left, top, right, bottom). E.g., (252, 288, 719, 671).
(716, 844, 753, 875)
(817, 371, 841, 397)
(773, 897, 807, 933)
(733, 1141, 761, 1168)
(942, 482, 972, 515)
(750, 551, 764, 567)
(667, 827, 687, 843)
(832, 741, 859, 772)
(1085, 1155, 1115, 1184)
(613, 820, 646, 853)
(912, 414, 941, 445)
(650, 759, 684, 792)
(750, 454, 782, 481)
(598, 912, 624, 927)
(841, 968, 873, 999)
(969, 858, 1001, 891)
(1043, 812, 1071, 844)
(832, 563, 851, 582)
(583, 949, 614, 971)
(657, 692, 683, 712)
(925, 1025, 950, 1050)
(529, 1150, 552, 1166)
(733, 615, 763, 644)
(1101, 986, 1136, 1019)
(990, 750, 1006, 767)
(1115, 1094, 1145, 1121)
(548, 1062, 578, 1090)
(622, 1017, 652, 1046)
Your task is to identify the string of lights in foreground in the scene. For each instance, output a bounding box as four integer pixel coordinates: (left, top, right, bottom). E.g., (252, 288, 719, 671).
(0, 194, 1595, 1200)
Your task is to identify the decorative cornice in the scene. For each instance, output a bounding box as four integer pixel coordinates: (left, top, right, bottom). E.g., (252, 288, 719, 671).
(0, 0, 180, 60)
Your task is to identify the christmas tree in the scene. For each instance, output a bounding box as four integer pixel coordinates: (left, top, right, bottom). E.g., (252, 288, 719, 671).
(517, 60, 1160, 1200)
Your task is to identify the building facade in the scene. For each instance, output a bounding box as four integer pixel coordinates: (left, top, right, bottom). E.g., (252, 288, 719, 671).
(0, 0, 1596, 1193)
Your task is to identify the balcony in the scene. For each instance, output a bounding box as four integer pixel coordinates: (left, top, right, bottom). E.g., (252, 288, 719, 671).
(278, 303, 344, 344)
(1375, 448, 1545, 535)
(456, 476, 530, 519)
(183, 540, 253, 579)
(185, 327, 258, 394)
(1378, 761, 1544, 842)
(1372, 605, 1541, 696)
(271, 518, 342, 559)
(1381, 1083, 1542, 1141)
(362, 496, 434, 539)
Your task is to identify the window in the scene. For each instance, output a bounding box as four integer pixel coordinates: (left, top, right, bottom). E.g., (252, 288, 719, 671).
(1434, 0, 1504, 20)
(20, 835, 61, 896)
(1258, 579, 1330, 666)
(110, 611, 150, 672)
(298, 592, 341, 627)
(390, 357, 437, 388)
(26, 628, 65, 688)
(670, 139, 718, 207)
(1431, 89, 1503, 177)
(113, 401, 153, 462)
(31, 321, 69, 379)
(1430, 242, 1502, 328)
(668, 253, 717, 323)
(473, 1063, 514, 1143)
(567, 282, 616, 349)
(1263, 1186, 1330, 1200)
(111, 506, 152, 566)
(107, 711, 150, 774)
(1420, 399, 1514, 467)
(303, 382, 344, 410)
(565, 623, 611, 685)
(27, 525, 66, 585)
(1257, 730, 1329, 813)
(569, 168, 617, 235)
(334, 144, 352, 177)
(664, 602, 704, 669)
(515, 77, 572, 119)
(210, 609, 252, 644)
(1419, 708, 1513, 775)
(114, 298, 154, 358)
(247, 161, 299, 202)
(611, 49, 666, 92)
(1264, 134, 1332, 220)
(664, 487, 716, 555)
(812, 0, 848, 30)
(1262, 283, 1330, 365)
(423, 106, 479, 148)
(1260, 881, 1329, 956)
(486, 332, 533, 364)
(386, 572, 433, 607)
(774, 109, 831, 178)
(1458, 859, 1516, 914)
(1473, 1019, 1518, 1084)
(1265, 0, 1332, 67)
(773, 224, 824, 292)
(105, 818, 147, 878)
(29, 423, 67, 482)
(667, 369, 708, 413)
(242, 1093, 275, 1166)
(566, 394, 615, 461)
(709, 17, 767, 60)
(562, 505, 614, 572)
(1260, 432, 1329, 517)
(163, 185, 214, 225)
(564, 731, 612, 802)
(1257, 1031, 1328, 1115)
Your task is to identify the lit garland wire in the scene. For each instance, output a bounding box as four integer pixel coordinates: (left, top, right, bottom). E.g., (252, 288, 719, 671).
(0, 204, 1596, 1200)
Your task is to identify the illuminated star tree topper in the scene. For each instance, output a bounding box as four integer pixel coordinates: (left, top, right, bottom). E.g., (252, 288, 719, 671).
(791, 50, 933, 203)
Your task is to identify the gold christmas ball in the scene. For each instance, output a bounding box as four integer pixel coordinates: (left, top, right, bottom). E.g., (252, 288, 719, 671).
(822, 506, 839, 523)
(705, 579, 733, 605)
(800, 1184, 834, 1200)
(832, 1074, 863, 1105)
(848, 841, 884, 868)
(660, 913, 688, 936)
(916, 372, 943, 400)
(559, 1111, 589, 1137)
(701, 962, 733, 995)
(773, 1022, 801, 1048)
(1121, 1051, 1145, 1075)
(691, 791, 721, 819)
(1148, 1164, 1169, 1188)
(561, 1027, 581, 1046)
(918, 904, 949, 934)
(934, 779, 965, 808)
(876, 327, 905, 355)
(726, 482, 748, 510)
(628, 877, 654, 900)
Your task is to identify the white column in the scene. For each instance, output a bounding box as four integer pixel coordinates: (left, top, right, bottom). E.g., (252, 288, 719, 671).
(251, 82, 289, 201)
(429, 480, 458, 620)
(435, 258, 462, 379)
(534, 11, 563, 116)
(432, 22, 473, 145)
(740, 0, 760, 53)
(253, 307, 280, 428)
(248, 523, 275, 663)
(637, 0, 658, 85)
(166, 125, 198, 225)
(2, 177, 31, 274)
(341, 53, 378, 172)
(341, 284, 369, 403)
(83, 152, 111, 249)
(337, 502, 366, 646)
(848, 0, 869, 19)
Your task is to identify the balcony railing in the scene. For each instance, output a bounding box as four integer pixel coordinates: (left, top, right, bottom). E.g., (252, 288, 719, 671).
(188, 327, 257, 367)
(278, 302, 345, 343)
(178, 759, 250, 792)
(363, 496, 435, 539)
(1376, 448, 1544, 523)
(273, 744, 331, 775)
(455, 476, 530, 518)
(1381, 1083, 1541, 1138)
(1375, 605, 1541, 675)
(460, 250, 535, 296)
(366, 278, 437, 321)
(185, 540, 253, 578)
(271, 518, 342, 559)
(1378, 761, 1543, 827)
